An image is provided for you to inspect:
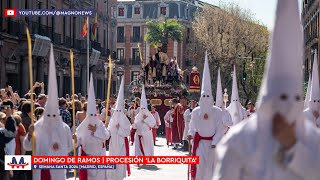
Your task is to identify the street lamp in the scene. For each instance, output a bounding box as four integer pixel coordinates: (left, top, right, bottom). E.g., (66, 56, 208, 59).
(223, 88, 228, 109)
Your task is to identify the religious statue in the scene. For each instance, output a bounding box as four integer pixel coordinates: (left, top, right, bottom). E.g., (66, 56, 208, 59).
(154, 47, 163, 86)
(168, 57, 179, 85)
(158, 47, 169, 84)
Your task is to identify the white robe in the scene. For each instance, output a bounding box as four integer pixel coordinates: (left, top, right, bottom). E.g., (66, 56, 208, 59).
(132, 113, 156, 156)
(183, 109, 192, 140)
(221, 109, 233, 134)
(304, 108, 320, 128)
(188, 106, 224, 180)
(107, 113, 131, 180)
(23, 118, 73, 180)
(226, 102, 248, 124)
(213, 113, 320, 180)
(76, 117, 110, 180)
(164, 110, 173, 127)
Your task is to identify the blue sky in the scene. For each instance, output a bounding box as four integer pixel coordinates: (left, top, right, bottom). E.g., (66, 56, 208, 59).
(205, 0, 303, 30)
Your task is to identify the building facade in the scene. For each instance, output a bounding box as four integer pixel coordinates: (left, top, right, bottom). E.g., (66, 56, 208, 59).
(115, 0, 208, 96)
(0, 0, 117, 99)
(302, 0, 319, 81)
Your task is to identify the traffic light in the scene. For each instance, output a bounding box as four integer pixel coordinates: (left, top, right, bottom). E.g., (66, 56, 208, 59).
(243, 72, 247, 81)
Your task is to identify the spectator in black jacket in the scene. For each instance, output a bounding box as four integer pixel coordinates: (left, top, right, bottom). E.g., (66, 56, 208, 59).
(0, 100, 17, 180)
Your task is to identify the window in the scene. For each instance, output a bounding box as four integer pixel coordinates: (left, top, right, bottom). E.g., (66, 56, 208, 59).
(132, 26, 140, 42)
(131, 71, 140, 83)
(186, 8, 189, 18)
(132, 48, 140, 62)
(118, 8, 124, 16)
(187, 28, 190, 42)
(133, 26, 140, 37)
(117, 48, 124, 60)
(160, 7, 166, 15)
(117, 26, 125, 42)
(117, 71, 124, 88)
(134, 7, 140, 14)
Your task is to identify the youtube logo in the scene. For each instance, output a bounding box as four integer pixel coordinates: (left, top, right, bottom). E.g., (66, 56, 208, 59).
(4, 9, 17, 17)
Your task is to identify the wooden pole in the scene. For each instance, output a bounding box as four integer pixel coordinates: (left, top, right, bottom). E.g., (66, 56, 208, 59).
(138, 43, 143, 65)
(26, 28, 35, 156)
(70, 49, 77, 180)
(104, 55, 113, 126)
(138, 43, 145, 83)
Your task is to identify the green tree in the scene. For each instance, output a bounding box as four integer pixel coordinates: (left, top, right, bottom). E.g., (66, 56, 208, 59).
(145, 18, 184, 53)
(192, 3, 269, 103)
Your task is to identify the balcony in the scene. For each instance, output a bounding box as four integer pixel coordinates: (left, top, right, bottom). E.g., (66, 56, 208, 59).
(7, 20, 23, 37)
(116, 58, 126, 65)
(28, 21, 52, 39)
(130, 58, 141, 65)
(91, 41, 101, 51)
(130, 36, 142, 43)
(53, 33, 61, 45)
(117, 36, 126, 43)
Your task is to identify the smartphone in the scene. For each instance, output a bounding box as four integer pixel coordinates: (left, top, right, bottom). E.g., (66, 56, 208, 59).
(66, 94, 70, 99)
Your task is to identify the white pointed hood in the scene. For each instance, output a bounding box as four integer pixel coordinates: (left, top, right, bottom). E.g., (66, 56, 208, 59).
(226, 65, 246, 124)
(304, 74, 312, 110)
(86, 73, 97, 116)
(140, 85, 148, 109)
(135, 85, 155, 125)
(256, 0, 303, 124)
(231, 65, 240, 102)
(109, 77, 131, 132)
(76, 73, 106, 155)
(33, 44, 70, 156)
(115, 77, 125, 111)
(199, 51, 214, 116)
(308, 51, 320, 111)
(215, 68, 223, 108)
(43, 44, 61, 126)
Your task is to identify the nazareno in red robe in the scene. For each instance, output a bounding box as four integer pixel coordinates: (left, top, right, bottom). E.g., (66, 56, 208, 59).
(171, 103, 185, 144)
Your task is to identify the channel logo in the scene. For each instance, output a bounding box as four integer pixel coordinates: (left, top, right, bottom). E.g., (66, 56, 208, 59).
(5, 155, 31, 170)
(4, 9, 17, 17)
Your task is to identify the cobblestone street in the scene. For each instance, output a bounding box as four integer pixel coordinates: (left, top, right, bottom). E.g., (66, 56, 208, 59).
(67, 137, 189, 180)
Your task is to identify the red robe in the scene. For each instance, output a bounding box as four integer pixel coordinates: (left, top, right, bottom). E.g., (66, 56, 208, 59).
(171, 103, 185, 143)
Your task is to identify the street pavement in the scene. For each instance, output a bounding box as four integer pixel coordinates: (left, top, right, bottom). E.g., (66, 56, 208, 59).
(67, 136, 189, 180)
